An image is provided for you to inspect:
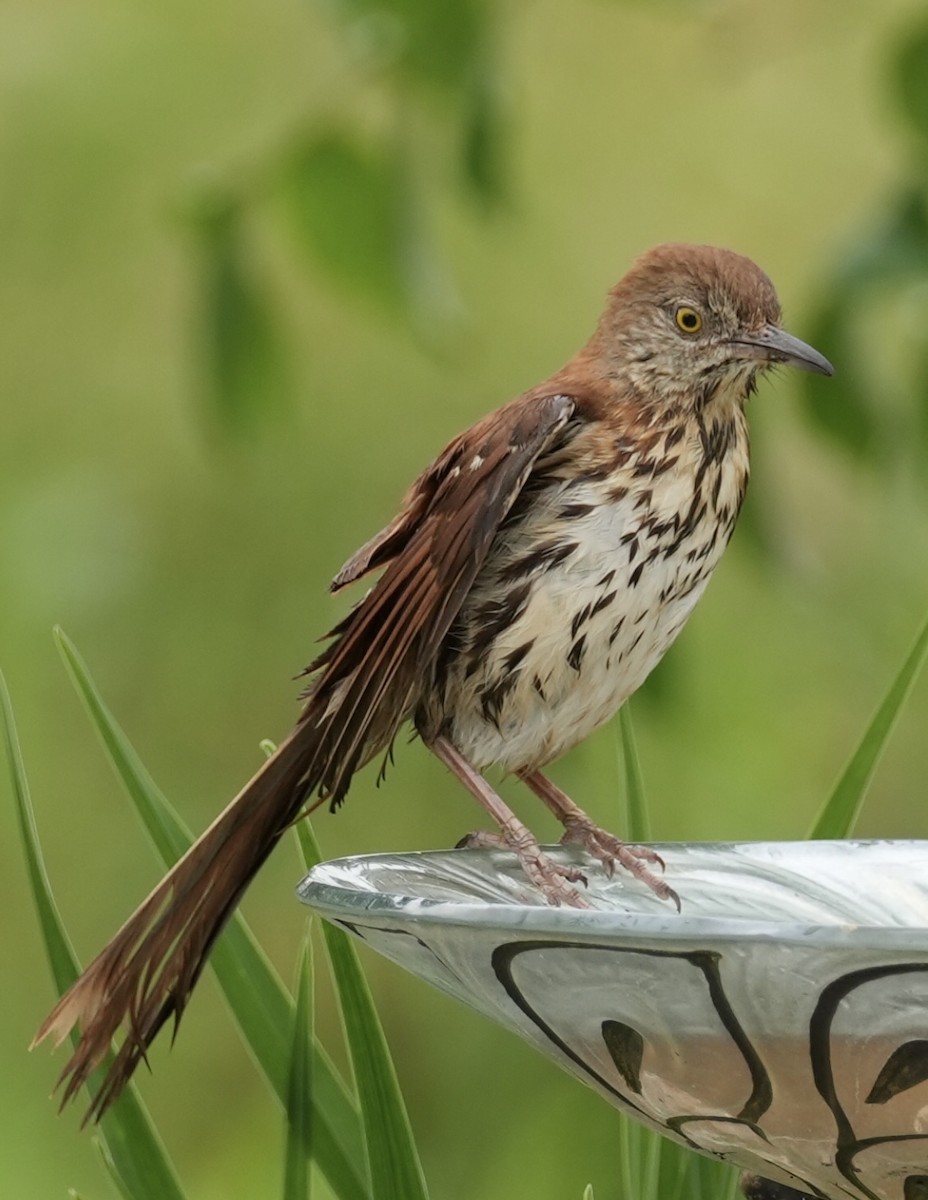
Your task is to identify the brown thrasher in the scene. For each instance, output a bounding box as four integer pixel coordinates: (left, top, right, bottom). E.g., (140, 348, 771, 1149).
(34, 243, 832, 1120)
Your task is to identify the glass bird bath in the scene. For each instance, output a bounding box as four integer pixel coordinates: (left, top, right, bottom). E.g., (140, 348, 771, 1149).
(298, 840, 928, 1200)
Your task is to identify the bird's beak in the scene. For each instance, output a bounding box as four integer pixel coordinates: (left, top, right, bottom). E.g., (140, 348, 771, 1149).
(730, 324, 834, 376)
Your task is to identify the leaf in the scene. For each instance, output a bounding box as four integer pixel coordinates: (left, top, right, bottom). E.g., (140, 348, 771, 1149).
(1, 670, 187, 1200)
(190, 191, 290, 434)
(616, 1104, 740, 1200)
(283, 937, 314, 1200)
(461, 54, 508, 207)
(618, 703, 650, 842)
(617, 1112, 642, 1198)
(800, 188, 928, 462)
(799, 296, 878, 460)
(296, 822, 430, 1200)
(93, 1138, 140, 1200)
(52, 629, 370, 1200)
(894, 20, 928, 147)
(332, 0, 484, 92)
(834, 187, 928, 287)
(810, 614, 928, 839)
(283, 131, 408, 309)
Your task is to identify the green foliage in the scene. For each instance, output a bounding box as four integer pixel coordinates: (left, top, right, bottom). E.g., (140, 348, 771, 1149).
(49, 631, 369, 1200)
(190, 194, 291, 435)
(810, 613, 928, 839)
(282, 131, 413, 310)
(460, 52, 508, 206)
(1, 671, 187, 1200)
(177, 0, 507, 426)
(799, 188, 928, 461)
(331, 0, 486, 93)
(7, 6, 928, 1198)
(617, 1112, 741, 1200)
(283, 937, 314, 1200)
(618, 703, 650, 843)
(894, 22, 928, 146)
(296, 822, 430, 1200)
(798, 17, 928, 465)
(12, 617, 928, 1198)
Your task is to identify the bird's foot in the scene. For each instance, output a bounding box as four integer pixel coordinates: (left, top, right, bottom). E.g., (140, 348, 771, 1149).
(559, 817, 680, 910)
(457, 829, 591, 908)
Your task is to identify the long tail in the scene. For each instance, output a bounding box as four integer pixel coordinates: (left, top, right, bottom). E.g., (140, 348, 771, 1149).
(33, 440, 477, 1119)
(32, 727, 324, 1123)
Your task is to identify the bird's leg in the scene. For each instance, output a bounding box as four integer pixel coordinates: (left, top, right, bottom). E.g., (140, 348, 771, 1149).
(518, 769, 680, 909)
(427, 735, 591, 908)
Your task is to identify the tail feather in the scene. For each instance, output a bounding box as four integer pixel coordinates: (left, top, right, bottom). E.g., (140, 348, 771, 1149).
(31, 398, 551, 1119)
(32, 730, 318, 1123)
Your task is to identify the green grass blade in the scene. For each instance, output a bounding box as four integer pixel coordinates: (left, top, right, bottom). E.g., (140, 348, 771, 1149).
(616, 1111, 639, 1198)
(93, 1138, 139, 1200)
(284, 935, 314, 1200)
(296, 821, 430, 1200)
(52, 629, 369, 1200)
(2, 671, 187, 1200)
(2, 669, 77, 1000)
(618, 703, 650, 842)
(640, 1123, 662, 1198)
(809, 615, 928, 839)
(582, 1187, 595, 1200)
(695, 1154, 740, 1200)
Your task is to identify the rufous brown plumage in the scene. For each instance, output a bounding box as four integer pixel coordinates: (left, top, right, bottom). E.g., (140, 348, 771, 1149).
(34, 243, 833, 1121)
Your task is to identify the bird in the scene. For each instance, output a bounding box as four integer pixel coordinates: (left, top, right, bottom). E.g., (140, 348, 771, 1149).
(34, 243, 833, 1121)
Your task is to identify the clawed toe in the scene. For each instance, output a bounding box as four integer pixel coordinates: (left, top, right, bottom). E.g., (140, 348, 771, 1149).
(560, 818, 679, 908)
(456, 828, 591, 907)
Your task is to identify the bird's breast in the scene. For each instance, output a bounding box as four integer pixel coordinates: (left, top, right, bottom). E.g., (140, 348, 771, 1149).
(421, 414, 749, 772)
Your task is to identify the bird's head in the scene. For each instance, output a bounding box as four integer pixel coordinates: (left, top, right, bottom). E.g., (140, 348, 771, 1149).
(595, 243, 833, 413)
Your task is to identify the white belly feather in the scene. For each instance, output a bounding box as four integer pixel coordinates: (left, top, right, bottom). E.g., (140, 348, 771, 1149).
(436, 432, 747, 772)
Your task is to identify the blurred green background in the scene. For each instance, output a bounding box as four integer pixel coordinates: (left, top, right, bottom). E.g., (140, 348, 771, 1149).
(5, 0, 928, 1195)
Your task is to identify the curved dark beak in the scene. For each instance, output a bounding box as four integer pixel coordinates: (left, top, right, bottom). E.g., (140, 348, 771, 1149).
(731, 324, 834, 376)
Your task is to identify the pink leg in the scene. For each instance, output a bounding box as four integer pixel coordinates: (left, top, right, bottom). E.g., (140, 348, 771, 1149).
(428, 736, 590, 908)
(519, 769, 680, 910)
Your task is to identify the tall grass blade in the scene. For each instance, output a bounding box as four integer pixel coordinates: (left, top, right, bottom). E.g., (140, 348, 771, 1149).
(52, 629, 369, 1200)
(296, 821, 430, 1200)
(809, 614, 928, 839)
(284, 935, 314, 1200)
(2, 671, 186, 1200)
(618, 704, 650, 842)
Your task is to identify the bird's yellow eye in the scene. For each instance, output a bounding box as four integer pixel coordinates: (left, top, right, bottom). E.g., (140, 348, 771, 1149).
(674, 305, 703, 334)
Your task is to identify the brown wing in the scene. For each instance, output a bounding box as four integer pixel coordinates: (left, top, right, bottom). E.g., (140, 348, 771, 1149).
(297, 391, 579, 804)
(32, 390, 579, 1122)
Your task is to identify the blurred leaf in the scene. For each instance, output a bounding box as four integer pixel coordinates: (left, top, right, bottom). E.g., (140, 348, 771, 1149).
(582, 1187, 595, 1200)
(284, 936, 314, 1200)
(617, 704, 649, 842)
(834, 187, 928, 286)
(331, 0, 484, 92)
(894, 21, 928, 147)
(810, 613, 928, 839)
(461, 55, 508, 206)
(1, 670, 187, 1200)
(799, 296, 877, 459)
(191, 193, 290, 434)
(283, 131, 409, 309)
(800, 187, 928, 461)
(53, 630, 370, 1200)
(296, 822, 430, 1200)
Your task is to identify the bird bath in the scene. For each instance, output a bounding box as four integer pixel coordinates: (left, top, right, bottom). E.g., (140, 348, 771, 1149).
(298, 840, 928, 1200)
